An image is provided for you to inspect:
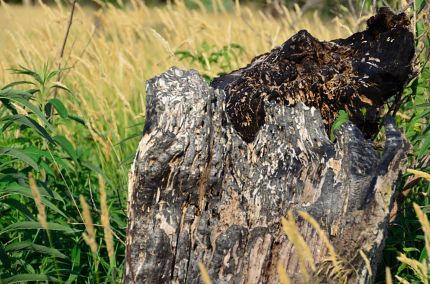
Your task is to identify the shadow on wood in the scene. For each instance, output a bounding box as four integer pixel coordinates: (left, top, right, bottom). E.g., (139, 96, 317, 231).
(125, 8, 414, 284)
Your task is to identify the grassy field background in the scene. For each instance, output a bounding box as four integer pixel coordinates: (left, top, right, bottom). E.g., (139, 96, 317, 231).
(0, 1, 428, 283)
(0, 2, 354, 198)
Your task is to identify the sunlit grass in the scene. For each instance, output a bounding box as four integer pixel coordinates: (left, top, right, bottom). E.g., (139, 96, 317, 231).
(0, 2, 354, 143)
(0, 2, 357, 208)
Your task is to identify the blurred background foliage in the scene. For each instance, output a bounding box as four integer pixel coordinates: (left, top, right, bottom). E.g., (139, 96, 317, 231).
(0, 0, 414, 17)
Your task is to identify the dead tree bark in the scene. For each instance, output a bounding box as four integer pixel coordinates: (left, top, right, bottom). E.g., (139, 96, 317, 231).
(125, 8, 415, 284)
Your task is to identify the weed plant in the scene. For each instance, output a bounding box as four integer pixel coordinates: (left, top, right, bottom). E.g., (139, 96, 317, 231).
(0, 66, 124, 282)
(0, 1, 428, 283)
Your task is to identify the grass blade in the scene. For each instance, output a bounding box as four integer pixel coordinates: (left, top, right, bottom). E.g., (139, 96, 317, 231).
(0, 147, 39, 171)
(2, 274, 59, 283)
(5, 241, 68, 259)
(0, 221, 79, 235)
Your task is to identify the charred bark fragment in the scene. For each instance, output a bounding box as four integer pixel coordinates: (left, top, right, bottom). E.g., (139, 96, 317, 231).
(211, 7, 414, 143)
(125, 8, 414, 284)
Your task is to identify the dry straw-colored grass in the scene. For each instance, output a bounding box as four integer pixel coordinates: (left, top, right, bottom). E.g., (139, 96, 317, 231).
(198, 262, 213, 284)
(29, 172, 48, 230)
(99, 175, 115, 266)
(80, 194, 98, 255)
(0, 1, 355, 156)
(392, 203, 430, 284)
(281, 212, 316, 282)
(284, 203, 430, 282)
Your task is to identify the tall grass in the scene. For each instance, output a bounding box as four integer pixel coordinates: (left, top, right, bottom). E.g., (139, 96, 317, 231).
(0, 1, 356, 200)
(0, 1, 354, 135)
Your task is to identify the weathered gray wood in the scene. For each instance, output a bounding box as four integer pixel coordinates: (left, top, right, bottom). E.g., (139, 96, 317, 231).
(124, 8, 415, 283)
(124, 66, 409, 283)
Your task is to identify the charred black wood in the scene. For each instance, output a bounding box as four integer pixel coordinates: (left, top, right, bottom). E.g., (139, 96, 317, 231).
(211, 7, 415, 143)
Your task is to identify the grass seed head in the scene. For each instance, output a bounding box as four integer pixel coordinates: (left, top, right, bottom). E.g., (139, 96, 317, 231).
(29, 172, 48, 231)
(99, 175, 115, 266)
(80, 194, 98, 255)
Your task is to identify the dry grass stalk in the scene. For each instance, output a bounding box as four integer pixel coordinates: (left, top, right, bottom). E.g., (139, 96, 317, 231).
(277, 262, 292, 284)
(407, 169, 430, 181)
(198, 262, 212, 284)
(281, 211, 316, 282)
(395, 275, 411, 284)
(397, 254, 428, 284)
(52, 0, 77, 107)
(413, 203, 430, 262)
(393, 203, 430, 284)
(298, 211, 349, 281)
(359, 249, 372, 278)
(80, 194, 98, 255)
(28, 172, 48, 230)
(99, 175, 115, 265)
(385, 267, 393, 284)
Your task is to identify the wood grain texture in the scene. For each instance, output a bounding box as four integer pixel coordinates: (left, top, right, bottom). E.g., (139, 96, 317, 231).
(124, 68, 409, 283)
(125, 8, 414, 283)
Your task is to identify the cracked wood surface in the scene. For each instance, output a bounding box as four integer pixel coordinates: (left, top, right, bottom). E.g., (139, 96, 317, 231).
(124, 67, 409, 283)
(125, 8, 414, 283)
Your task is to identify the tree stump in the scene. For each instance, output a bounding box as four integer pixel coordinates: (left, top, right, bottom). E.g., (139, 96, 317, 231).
(124, 8, 415, 284)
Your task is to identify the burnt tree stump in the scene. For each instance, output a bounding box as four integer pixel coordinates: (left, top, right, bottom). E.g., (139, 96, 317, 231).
(125, 8, 415, 284)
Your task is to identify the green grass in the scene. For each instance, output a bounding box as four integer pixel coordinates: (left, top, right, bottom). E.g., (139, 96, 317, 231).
(376, 64, 430, 282)
(0, 65, 127, 283)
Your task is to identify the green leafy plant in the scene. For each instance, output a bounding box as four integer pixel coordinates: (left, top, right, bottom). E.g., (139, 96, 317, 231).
(330, 110, 350, 141)
(376, 2, 430, 282)
(175, 42, 245, 81)
(0, 65, 124, 283)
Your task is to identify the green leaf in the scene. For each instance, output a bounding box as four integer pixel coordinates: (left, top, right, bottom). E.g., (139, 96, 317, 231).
(416, 0, 426, 14)
(11, 66, 44, 85)
(116, 131, 141, 146)
(51, 82, 72, 94)
(0, 147, 39, 171)
(19, 147, 48, 161)
(2, 274, 59, 283)
(1, 114, 55, 144)
(5, 241, 68, 259)
(403, 247, 420, 253)
(0, 186, 66, 217)
(7, 96, 55, 132)
(42, 197, 69, 218)
(330, 110, 350, 141)
(0, 243, 11, 270)
(0, 198, 34, 220)
(39, 160, 55, 177)
(65, 271, 79, 284)
(119, 153, 136, 166)
(54, 135, 78, 162)
(81, 161, 110, 184)
(47, 98, 69, 118)
(16, 146, 72, 171)
(0, 88, 33, 100)
(418, 132, 430, 158)
(0, 80, 35, 90)
(45, 69, 62, 83)
(0, 221, 79, 235)
(67, 114, 86, 126)
(65, 246, 81, 284)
